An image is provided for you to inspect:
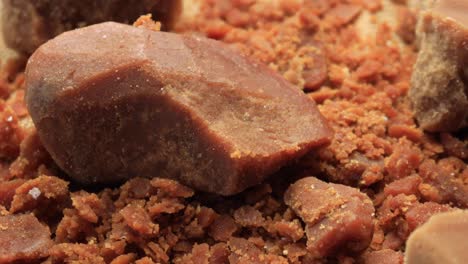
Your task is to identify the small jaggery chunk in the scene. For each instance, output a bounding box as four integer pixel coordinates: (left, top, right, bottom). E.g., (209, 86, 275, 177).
(0, 179, 26, 208)
(360, 249, 404, 264)
(0, 214, 53, 263)
(405, 202, 453, 232)
(2, 0, 182, 54)
(25, 22, 332, 195)
(409, 0, 468, 132)
(10, 175, 69, 213)
(405, 210, 468, 264)
(284, 177, 374, 257)
(227, 237, 288, 264)
(120, 203, 159, 237)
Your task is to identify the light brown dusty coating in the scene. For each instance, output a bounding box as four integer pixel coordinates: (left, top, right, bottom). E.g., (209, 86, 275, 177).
(1, 0, 182, 54)
(405, 210, 468, 264)
(25, 22, 332, 195)
(409, 0, 468, 132)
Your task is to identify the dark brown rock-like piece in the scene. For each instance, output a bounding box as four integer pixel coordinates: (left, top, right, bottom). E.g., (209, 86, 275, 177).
(409, 0, 468, 132)
(284, 177, 374, 257)
(0, 213, 53, 263)
(2, 0, 182, 54)
(25, 22, 332, 195)
(405, 210, 468, 264)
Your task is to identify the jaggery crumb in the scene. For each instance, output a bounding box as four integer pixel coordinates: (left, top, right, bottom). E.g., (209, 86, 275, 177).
(0, 0, 466, 262)
(133, 14, 162, 31)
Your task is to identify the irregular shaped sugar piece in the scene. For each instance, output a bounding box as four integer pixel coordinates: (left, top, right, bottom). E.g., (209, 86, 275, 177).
(0, 179, 26, 208)
(405, 210, 468, 264)
(25, 22, 333, 195)
(383, 175, 422, 197)
(209, 215, 238, 242)
(2, 0, 182, 54)
(361, 249, 404, 264)
(409, 0, 468, 132)
(10, 175, 69, 213)
(301, 40, 328, 91)
(326, 4, 362, 26)
(227, 237, 288, 264)
(0, 214, 53, 262)
(120, 203, 158, 236)
(405, 202, 453, 232)
(284, 177, 374, 257)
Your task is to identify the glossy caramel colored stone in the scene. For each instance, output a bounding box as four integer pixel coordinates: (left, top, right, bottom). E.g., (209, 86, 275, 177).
(25, 22, 333, 195)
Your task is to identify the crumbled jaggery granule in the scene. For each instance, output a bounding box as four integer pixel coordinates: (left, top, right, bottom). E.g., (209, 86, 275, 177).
(0, 0, 466, 263)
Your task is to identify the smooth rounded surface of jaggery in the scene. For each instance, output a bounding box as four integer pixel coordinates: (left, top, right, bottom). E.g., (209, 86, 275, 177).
(25, 22, 332, 195)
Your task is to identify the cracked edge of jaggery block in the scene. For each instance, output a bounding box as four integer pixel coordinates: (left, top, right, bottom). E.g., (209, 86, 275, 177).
(409, 1, 468, 132)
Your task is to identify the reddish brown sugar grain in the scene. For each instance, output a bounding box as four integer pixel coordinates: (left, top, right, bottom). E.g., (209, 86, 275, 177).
(361, 249, 404, 264)
(0, 213, 53, 263)
(405, 202, 454, 232)
(0, 178, 25, 208)
(25, 22, 332, 195)
(284, 177, 375, 257)
(0, 0, 467, 263)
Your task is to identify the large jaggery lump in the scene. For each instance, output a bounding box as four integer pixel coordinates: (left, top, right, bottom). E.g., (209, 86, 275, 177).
(409, 0, 468, 132)
(2, 0, 182, 54)
(25, 22, 332, 195)
(284, 177, 374, 257)
(405, 210, 468, 264)
(0, 213, 53, 263)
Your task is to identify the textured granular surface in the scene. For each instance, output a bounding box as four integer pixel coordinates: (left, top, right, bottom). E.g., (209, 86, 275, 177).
(0, 0, 466, 263)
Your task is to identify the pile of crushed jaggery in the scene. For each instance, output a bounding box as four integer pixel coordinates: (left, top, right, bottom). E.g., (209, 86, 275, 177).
(0, 0, 467, 263)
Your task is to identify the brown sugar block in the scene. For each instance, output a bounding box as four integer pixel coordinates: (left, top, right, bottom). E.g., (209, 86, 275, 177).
(1, 0, 182, 54)
(25, 22, 333, 195)
(409, 0, 468, 132)
(405, 210, 468, 264)
(284, 177, 374, 257)
(0, 214, 53, 263)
